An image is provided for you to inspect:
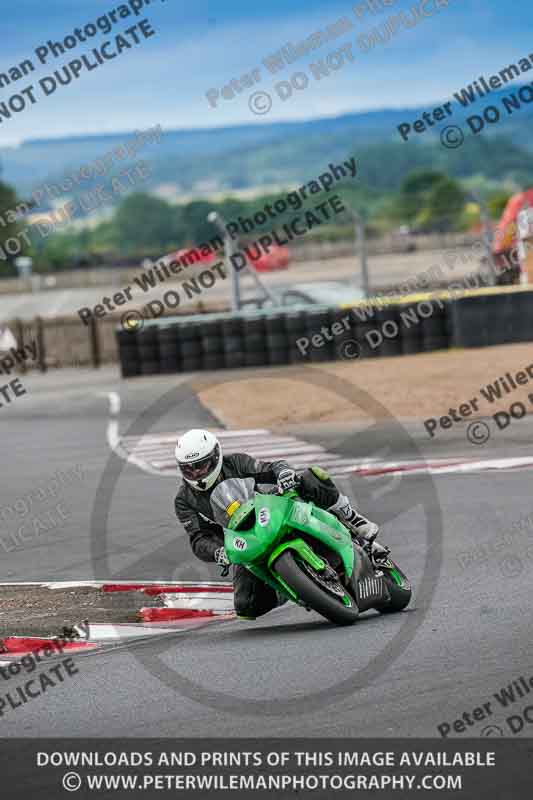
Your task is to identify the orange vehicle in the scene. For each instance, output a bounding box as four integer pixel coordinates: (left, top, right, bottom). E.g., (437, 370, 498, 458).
(167, 243, 289, 273)
(492, 189, 533, 282)
(249, 244, 289, 272)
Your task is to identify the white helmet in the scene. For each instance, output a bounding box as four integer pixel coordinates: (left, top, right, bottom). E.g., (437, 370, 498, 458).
(175, 429, 222, 491)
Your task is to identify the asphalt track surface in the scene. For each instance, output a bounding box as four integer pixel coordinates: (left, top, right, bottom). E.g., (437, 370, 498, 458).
(1, 365, 532, 738)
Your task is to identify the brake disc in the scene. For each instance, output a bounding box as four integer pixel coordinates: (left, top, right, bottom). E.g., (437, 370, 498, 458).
(300, 559, 346, 599)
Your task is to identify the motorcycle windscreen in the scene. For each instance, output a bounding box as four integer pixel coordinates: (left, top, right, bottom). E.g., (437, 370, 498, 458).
(210, 477, 256, 527)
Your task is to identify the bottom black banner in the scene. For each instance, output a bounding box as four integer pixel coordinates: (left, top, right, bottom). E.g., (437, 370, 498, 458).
(0, 739, 531, 798)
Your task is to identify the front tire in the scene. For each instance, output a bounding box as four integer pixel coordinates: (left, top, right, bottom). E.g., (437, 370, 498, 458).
(273, 551, 359, 625)
(377, 565, 411, 613)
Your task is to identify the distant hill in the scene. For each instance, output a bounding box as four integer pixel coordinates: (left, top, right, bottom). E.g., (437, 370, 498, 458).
(1, 86, 532, 208)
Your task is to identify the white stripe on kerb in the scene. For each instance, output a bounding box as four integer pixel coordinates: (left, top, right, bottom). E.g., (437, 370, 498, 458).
(107, 408, 533, 479)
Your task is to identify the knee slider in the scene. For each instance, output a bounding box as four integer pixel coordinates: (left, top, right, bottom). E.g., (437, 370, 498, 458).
(310, 465, 333, 485)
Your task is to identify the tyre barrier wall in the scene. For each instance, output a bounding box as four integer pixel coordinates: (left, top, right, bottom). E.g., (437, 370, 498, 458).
(116, 287, 533, 378)
(450, 290, 533, 348)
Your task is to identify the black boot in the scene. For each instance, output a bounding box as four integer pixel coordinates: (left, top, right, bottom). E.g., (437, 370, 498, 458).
(328, 495, 379, 542)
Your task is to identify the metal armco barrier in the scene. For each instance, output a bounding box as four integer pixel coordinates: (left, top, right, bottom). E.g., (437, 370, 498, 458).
(115, 287, 533, 377)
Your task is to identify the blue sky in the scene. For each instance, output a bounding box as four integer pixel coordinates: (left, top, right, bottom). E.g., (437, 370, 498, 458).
(0, 0, 532, 145)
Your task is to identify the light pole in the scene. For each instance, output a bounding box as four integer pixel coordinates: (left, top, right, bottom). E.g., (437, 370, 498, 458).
(469, 189, 497, 285)
(207, 210, 279, 312)
(346, 208, 370, 298)
(207, 211, 240, 311)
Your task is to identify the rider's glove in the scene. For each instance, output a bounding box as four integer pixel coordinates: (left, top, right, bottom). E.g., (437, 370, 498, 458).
(277, 468, 297, 494)
(214, 547, 230, 566)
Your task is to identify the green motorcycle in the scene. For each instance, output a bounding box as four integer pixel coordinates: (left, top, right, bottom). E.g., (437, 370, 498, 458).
(219, 482, 412, 625)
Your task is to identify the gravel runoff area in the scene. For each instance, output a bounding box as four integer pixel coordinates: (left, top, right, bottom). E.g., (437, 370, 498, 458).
(0, 586, 164, 640)
(194, 343, 533, 428)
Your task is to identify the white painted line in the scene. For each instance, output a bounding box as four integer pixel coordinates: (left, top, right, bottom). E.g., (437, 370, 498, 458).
(216, 429, 271, 438)
(101, 391, 166, 477)
(158, 462, 364, 477)
(127, 445, 324, 463)
(108, 403, 533, 480)
(120, 429, 270, 446)
(149, 446, 332, 469)
(161, 593, 234, 612)
(43, 582, 106, 590)
(85, 623, 181, 640)
(1, 580, 232, 590)
(117, 426, 372, 478)
(0, 582, 46, 587)
(125, 437, 307, 456)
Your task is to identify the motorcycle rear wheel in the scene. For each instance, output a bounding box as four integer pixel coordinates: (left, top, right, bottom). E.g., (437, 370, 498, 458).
(273, 551, 359, 625)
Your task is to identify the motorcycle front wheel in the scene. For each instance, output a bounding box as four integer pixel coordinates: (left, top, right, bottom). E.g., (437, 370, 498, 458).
(376, 560, 412, 614)
(273, 551, 359, 625)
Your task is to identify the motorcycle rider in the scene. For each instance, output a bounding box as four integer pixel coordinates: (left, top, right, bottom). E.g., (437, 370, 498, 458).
(174, 428, 383, 620)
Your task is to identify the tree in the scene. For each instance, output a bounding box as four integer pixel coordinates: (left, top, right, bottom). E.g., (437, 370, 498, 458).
(398, 170, 446, 222)
(417, 177, 466, 232)
(180, 200, 216, 245)
(487, 190, 514, 220)
(0, 180, 25, 276)
(112, 193, 176, 252)
(34, 231, 80, 271)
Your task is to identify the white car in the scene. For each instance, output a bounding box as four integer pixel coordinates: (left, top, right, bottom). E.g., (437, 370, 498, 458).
(253, 281, 366, 309)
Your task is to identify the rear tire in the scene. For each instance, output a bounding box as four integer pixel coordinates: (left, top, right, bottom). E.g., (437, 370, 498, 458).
(273, 551, 359, 625)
